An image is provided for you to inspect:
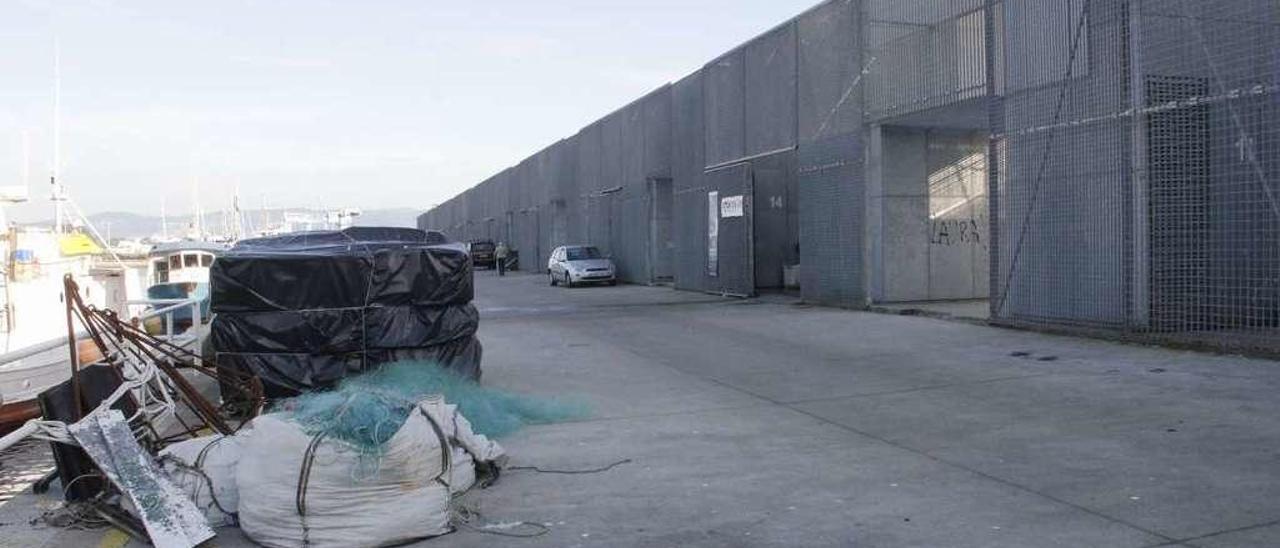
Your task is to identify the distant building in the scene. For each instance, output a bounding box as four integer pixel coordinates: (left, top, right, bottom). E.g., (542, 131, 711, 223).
(420, 0, 1279, 353)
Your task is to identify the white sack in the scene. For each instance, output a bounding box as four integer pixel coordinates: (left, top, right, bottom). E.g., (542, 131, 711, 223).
(159, 435, 242, 527)
(236, 397, 504, 548)
(440, 401, 507, 493)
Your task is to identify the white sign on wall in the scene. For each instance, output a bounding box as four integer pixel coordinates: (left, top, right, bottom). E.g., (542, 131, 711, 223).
(720, 195, 744, 218)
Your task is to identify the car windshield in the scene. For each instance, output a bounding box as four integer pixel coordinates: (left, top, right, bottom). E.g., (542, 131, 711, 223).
(472, 242, 495, 252)
(566, 247, 602, 260)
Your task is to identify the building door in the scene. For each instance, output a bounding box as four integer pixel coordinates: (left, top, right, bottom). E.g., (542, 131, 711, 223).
(649, 178, 674, 282)
(1146, 76, 1210, 331)
(751, 154, 793, 290)
(707, 163, 754, 296)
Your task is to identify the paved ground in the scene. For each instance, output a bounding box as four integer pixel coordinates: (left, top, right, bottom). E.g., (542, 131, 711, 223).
(873, 299, 991, 321)
(0, 439, 55, 505)
(4, 270, 1280, 547)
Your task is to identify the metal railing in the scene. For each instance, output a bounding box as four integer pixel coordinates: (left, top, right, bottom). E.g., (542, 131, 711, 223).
(0, 294, 207, 453)
(125, 297, 205, 344)
(0, 295, 206, 393)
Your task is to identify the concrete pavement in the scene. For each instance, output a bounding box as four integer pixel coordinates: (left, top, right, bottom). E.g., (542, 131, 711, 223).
(5, 270, 1280, 547)
(444, 272, 1280, 547)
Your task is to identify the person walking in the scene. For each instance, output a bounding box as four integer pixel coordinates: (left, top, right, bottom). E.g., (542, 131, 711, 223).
(495, 242, 510, 276)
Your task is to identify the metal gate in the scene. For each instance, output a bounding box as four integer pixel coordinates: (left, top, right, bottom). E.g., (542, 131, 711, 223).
(706, 164, 754, 296)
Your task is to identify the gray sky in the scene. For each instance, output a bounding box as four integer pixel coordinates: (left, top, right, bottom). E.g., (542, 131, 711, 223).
(1, 0, 817, 222)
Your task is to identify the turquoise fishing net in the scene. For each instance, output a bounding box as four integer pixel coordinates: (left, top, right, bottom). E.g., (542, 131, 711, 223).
(275, 361, 588, 450)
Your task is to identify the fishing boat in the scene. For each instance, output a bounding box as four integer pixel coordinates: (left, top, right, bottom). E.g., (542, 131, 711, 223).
(0, 48, 184, 433)
(0, 220, 146, 433)
(140, 240, 225, 335)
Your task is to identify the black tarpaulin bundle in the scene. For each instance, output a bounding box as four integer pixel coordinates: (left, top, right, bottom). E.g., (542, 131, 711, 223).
(210, 227, 481, 399)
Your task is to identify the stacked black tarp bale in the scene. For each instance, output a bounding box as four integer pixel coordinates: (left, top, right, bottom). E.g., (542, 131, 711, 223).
(211, 227, 481, 399)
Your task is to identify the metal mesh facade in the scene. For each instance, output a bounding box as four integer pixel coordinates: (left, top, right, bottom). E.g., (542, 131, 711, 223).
(797, 0, 861, 143)
(705, 50, 747, 168)
(796, 0, 865, 306)
(799, 134, 865, 305)
(707, 164, 754, 296)
(417, 0, 1278, 353)
(752, 151, 799, 289)
(745, 24, 798, 156)
(989, 0, 1279, 351)
(672, 72, 709, 292)
(1141, 0, 1279, 339)
(864, 0, 987, 121)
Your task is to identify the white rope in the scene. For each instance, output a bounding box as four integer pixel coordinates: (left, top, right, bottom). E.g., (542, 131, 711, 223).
(21, 339, 178, 448)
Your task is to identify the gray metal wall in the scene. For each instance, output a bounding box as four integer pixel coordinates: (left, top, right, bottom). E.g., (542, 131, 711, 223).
(751, 151, 797, 290)
(1139, 0, 1279, 334)
(672, 72, 709, 292)
(864, 0, 987, 121)
(706, 164, 754, 296)
(989, 0, 1279, 349)
(419, 0, 867, 304)
(417, 0, 1277, 351)
(795, 0, 865, 306)
(799, 134, 865, 305)
(991, 0, 1132, 326)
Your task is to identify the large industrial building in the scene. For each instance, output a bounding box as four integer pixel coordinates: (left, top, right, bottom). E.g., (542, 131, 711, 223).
(419, 0, 1278, 352)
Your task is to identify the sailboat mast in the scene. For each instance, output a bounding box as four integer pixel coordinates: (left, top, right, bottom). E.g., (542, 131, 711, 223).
(21, 131, 30, 190)
(51, 38, 64, 234)
(232, 186, 245, 241)
(191, 175, 203, 239)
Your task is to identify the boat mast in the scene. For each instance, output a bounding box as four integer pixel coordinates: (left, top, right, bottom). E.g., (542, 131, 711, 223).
(21, 131, 30, 194)
(232, 186, 245, 241)
(51, 38, 66, 235)
(191, 175, 203, 240)
(261, 193, 269, 233)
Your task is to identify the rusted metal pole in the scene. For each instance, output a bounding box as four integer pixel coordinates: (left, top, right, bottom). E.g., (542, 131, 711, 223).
(63, 275, 84, 419)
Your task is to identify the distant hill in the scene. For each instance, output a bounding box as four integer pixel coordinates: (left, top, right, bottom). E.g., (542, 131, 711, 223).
(26, 207, 422, 240)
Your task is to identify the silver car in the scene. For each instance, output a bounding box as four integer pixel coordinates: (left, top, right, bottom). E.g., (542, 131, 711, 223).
(548, 245, 617, 287)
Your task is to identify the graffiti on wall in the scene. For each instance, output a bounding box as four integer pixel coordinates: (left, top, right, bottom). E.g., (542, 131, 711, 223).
(930, 218, 986, 247)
